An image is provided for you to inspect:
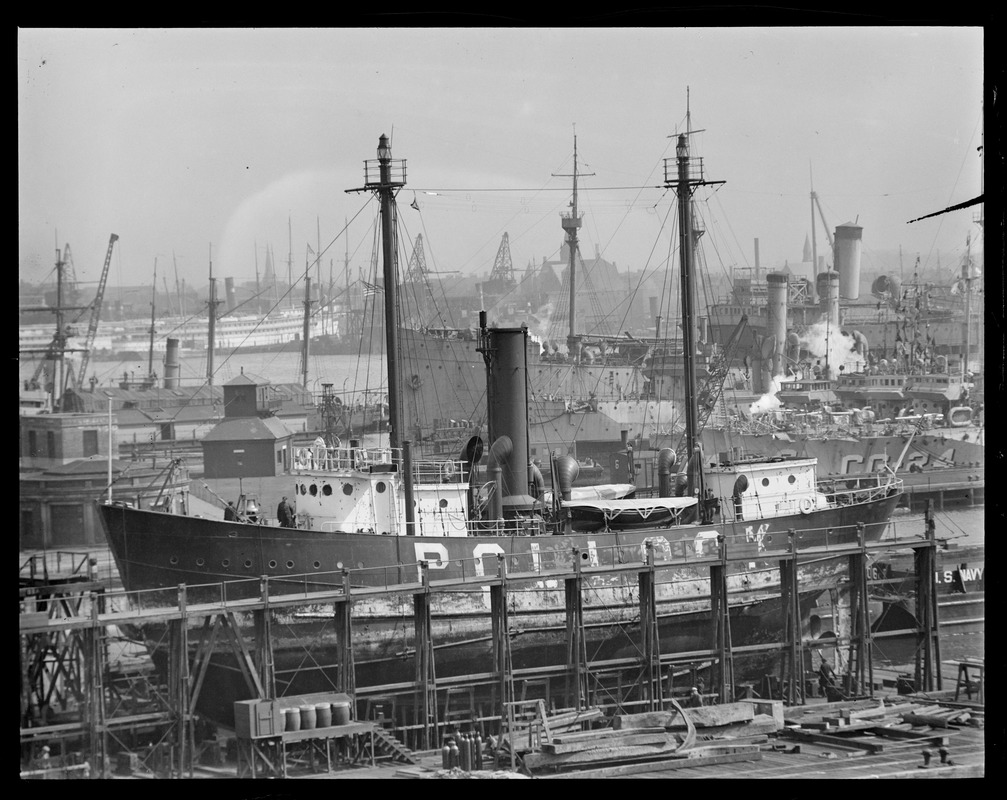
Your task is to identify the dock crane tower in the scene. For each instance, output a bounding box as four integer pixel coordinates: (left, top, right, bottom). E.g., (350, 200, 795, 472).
(69, 233, 119, 393)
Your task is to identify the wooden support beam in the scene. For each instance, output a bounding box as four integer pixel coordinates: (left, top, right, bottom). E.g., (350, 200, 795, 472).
(639, 542, 663, 709)
(413, 564, 437, 750)
(565, 564, 587, 710)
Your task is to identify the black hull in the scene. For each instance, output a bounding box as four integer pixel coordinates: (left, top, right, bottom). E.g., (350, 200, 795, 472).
(97, 489, 901, 602)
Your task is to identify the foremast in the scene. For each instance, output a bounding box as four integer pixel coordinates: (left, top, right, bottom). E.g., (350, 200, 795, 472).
(663, 127, 723, 504)
(553, 134, 594, 360)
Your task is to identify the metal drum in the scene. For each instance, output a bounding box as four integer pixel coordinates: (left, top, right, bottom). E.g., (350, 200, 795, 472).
(332, 701, 351, 726)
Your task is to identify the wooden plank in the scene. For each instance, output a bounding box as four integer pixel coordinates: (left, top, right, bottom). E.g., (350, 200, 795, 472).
(536, 749, 762, 778)
(780, 727, 886, 753)
(523, 740, 686, 770)
(612, 711, 679, 730)
(542, 732, 673, 755)
(550, 726, 665, 744)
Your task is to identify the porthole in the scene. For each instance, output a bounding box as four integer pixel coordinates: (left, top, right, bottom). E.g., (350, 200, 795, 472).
(222, 559, 230, 568)
(313, 561, 321, 570)
(342, 484, 353, 496)
(788, 475, 796, 484)
(286, 560, 294, 569)
(322, 484, 332, 496)
(336, 561, 344, 569)
(169, 556, 179, 565)
(310, 484, 318, 497)
(376, 482, 387, 493)
(196, 558, 205, 567)
(299, 484, 307, 495)
(439, 498, 448, 508)
(356, 562, 364, 570)
(761, 477, 770, 487)
(244, 560, 253, 568)
(268, 560, 277, 569)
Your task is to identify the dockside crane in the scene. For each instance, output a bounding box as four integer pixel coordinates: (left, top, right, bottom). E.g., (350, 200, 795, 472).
(69, 233, 119, 393)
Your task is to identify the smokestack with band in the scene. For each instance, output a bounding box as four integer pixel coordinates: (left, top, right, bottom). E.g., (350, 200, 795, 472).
(224, 277, 237, 311)
(767, 272, 788, 378)
(834, 222, 863, 300)
(163, 337, 180, 389)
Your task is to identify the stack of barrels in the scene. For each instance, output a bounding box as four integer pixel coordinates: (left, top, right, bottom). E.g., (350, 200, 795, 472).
(282, 700, 353, 732)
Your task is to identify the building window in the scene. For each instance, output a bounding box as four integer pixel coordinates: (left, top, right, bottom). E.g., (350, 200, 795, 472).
(83, 429, 99, 457)
(46, 431, 56, 459)
(28, 430, 38, 457)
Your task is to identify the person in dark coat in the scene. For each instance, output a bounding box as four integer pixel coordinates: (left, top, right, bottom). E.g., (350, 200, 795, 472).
(277, 497, 293, 528)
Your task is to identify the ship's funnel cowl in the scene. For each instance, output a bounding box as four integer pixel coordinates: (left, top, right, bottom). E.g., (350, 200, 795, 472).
(488, 435, 513, 468)
(657, 448, 677, 475)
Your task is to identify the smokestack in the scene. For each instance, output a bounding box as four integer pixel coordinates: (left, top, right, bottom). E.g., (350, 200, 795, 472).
(164, 337, 180, 389)
(224, 277, 236, 311)
(834, 222, 863, 300)
(753, 238, 760, 280)
(487, 326, 533, 514)
(817, 271, 840, 330)
(767, 273, 788, 378)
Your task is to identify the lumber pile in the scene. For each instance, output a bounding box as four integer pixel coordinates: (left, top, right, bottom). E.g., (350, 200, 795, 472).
(510, 700, 775, 777)
(778, 698, 982, 756)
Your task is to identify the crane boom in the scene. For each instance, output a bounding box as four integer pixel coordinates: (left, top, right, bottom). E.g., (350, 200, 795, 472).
(73, 233, 118, 389)
(813, 193, 834, 249)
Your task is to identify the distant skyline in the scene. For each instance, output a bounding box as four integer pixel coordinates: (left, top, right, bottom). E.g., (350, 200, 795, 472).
(19, 27, 985, 295)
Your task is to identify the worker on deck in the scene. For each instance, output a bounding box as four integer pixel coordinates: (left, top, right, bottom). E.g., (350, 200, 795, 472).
(687, 687, 704, 708)
(277, 496, 294, 528)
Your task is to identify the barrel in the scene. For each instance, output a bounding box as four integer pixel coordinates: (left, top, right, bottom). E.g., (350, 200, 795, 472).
(332, 701, 351, 726)
(315, 702, 333, 728)
(300, 705, 317, 730)
(284, 707, 301, 732)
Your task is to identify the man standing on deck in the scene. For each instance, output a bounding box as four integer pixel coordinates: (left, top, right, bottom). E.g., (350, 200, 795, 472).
(277, 496, 294, 528)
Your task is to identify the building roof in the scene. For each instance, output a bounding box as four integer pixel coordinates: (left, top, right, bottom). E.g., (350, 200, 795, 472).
(225, 371, 271, 386)
(202, 416, 293, 442)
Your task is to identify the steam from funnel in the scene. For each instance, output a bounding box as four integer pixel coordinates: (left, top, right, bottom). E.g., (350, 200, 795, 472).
(799, 320, 867, 376)
(749, 375, 784, 415)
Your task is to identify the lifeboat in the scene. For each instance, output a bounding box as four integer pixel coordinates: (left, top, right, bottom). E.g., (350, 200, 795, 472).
(948, 406, 974, 427)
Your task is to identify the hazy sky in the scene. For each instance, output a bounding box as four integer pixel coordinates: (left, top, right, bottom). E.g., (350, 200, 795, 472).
(18, 27, 985, 294)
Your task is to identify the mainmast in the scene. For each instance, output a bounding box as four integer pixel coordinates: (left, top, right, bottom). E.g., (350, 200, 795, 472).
(302, 251, 313, 389)
(349, 134, 407, 453)
(553, 133, 593, 359)
(663, 122, 723, 502)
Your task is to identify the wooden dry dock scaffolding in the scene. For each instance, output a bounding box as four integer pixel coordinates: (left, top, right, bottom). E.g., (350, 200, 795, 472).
(19, 509, 967, 778)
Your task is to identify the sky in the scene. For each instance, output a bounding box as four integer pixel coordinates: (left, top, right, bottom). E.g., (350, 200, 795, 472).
(18, 26, 986, 295)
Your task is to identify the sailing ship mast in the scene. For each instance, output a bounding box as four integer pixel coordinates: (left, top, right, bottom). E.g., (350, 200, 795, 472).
(147, 258, 158, 381)
(554, 133, 594, 360)
(206, 246, 221, 386)
(663, 104, 723, 503)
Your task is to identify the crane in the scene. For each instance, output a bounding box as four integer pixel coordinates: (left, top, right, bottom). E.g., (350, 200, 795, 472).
(70, 233, 119, 392)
